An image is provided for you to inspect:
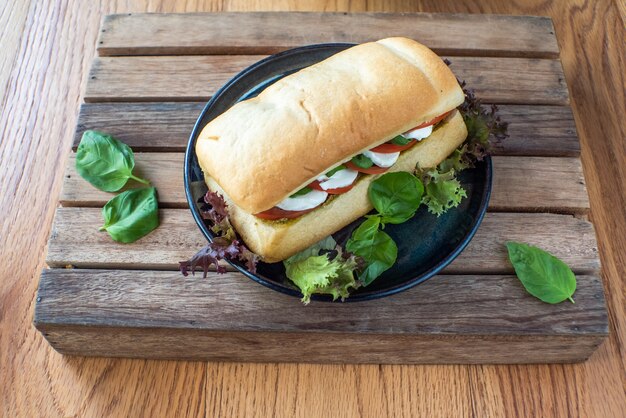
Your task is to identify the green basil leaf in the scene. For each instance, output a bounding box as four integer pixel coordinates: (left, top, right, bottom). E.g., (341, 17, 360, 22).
(351, 154, 374, 168)
(506, 242, 576, 304)
(76, 130, 149, 192)
(390, 135, 411, 145)
(100, 187, 160, 243)
(346, 216, 397, 286)
(290, 186, 312, 197)
(326, 165, 347, 177)
(369, 172, 424, 224)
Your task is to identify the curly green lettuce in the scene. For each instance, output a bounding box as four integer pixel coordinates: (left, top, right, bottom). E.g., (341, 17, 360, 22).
(417, 150, 467, 216)
(283, 237, 361, 304)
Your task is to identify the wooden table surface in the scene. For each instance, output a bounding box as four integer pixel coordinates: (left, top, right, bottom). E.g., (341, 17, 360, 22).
(1, 1, 624, 417)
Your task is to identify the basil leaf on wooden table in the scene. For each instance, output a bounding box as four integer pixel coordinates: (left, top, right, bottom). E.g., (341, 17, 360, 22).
(346, 216, 398, 286)
(76, 130, 149, 192)
(100, 187, 159, 243)
(369, 172, 424, 224)
(506, 241, 577, 304)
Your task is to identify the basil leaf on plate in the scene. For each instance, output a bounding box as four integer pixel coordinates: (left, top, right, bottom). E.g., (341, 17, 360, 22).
(290, 186, 312, 197)
(100, 187, 159, 243)
(346, 216, 397, 286)
(390, 135, 411, 145)
(76, 130, 149, 192)
(326, 165, 347, 177)
(351, 154, 374, 169)
(369, 172, 424, 224)
(506, 242, 576, 304)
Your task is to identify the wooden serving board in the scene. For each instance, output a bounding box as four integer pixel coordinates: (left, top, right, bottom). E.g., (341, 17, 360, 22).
(34, 12, 608, 364)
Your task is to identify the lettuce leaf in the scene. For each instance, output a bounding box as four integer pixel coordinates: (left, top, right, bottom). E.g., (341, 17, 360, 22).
(284, 237, 361, 304)
(417, 150, 467, 216)
(422, 174, 467, 216)
(458, 81, 509, 166)
(179, 191, 259, 277)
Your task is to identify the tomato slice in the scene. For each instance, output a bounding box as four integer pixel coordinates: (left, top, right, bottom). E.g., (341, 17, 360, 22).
(370, 140, 417, 154)
(369, 111, 451, 154)
(254, 206, 316, 220)
(345, 161, 390, 174)
(413, 110, 452, 130)
(309, 180, 356, 195)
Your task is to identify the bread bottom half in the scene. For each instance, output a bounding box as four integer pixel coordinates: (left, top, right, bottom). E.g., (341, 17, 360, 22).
(204, 111, 468, 263)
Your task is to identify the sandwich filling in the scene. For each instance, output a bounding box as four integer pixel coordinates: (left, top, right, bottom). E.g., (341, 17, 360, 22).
(255, 110, 451, 220)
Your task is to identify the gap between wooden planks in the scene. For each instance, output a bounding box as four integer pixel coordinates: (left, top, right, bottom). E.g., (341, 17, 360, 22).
(97, 12, 560, 58)
(59, 154, 591, 213)
(85, 55, 569, 105)
(46, 209, 599, 274)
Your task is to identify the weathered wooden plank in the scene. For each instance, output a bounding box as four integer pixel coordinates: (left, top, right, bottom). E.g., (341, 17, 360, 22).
(73, 102, 203, 151)
(61, 153, 185, 207)
(45, 209, 600, 274)
(491, 157, 589, 213)
(60, 154, 590, 213)
(46, 207, 213, 271)
(84, 56, 569, 105)
(34, 270, 607, 362)
(97, 13, 560, 59)
(72, 103, 581, 157)
(36, 326, 606, 364)
(493, 105, 580, 156)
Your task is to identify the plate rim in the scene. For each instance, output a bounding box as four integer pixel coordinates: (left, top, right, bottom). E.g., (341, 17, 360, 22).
(184, 43, 493, 302)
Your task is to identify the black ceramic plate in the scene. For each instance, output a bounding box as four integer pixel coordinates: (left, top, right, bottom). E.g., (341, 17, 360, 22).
(184, 43, 492, 302)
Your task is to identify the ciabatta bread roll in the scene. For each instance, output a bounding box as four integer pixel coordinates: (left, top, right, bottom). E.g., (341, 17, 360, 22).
(205, 112, 467, 262)
(195, 37, 467, 262)
(197, 37, 464, 214)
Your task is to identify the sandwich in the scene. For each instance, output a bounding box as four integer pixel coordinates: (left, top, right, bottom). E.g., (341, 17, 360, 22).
(196, 37, 468, 263)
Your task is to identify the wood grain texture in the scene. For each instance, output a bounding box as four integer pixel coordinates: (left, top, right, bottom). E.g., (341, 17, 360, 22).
(0, 1, 208, 416)
(2, 1, 625, 418)
(35, 270, 607, 362)
(60, 153, 591, 212)
(35, 269, 607, 335)
(84, 55, 570, 104)
(38, 326, 606, 364)
(98, 12, 560, 58)
(204, 363, 474, 418)
(46, 209, 600, 274)
(71, 102, 581, 156)
(0, 0, 31, 108)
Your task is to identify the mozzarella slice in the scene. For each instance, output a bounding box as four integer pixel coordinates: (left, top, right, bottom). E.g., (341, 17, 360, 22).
(362, 150, 400, 168)
(403, 124, 433, 141)
(316, 168, 358, 190)
(276, 189, 328, 211)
